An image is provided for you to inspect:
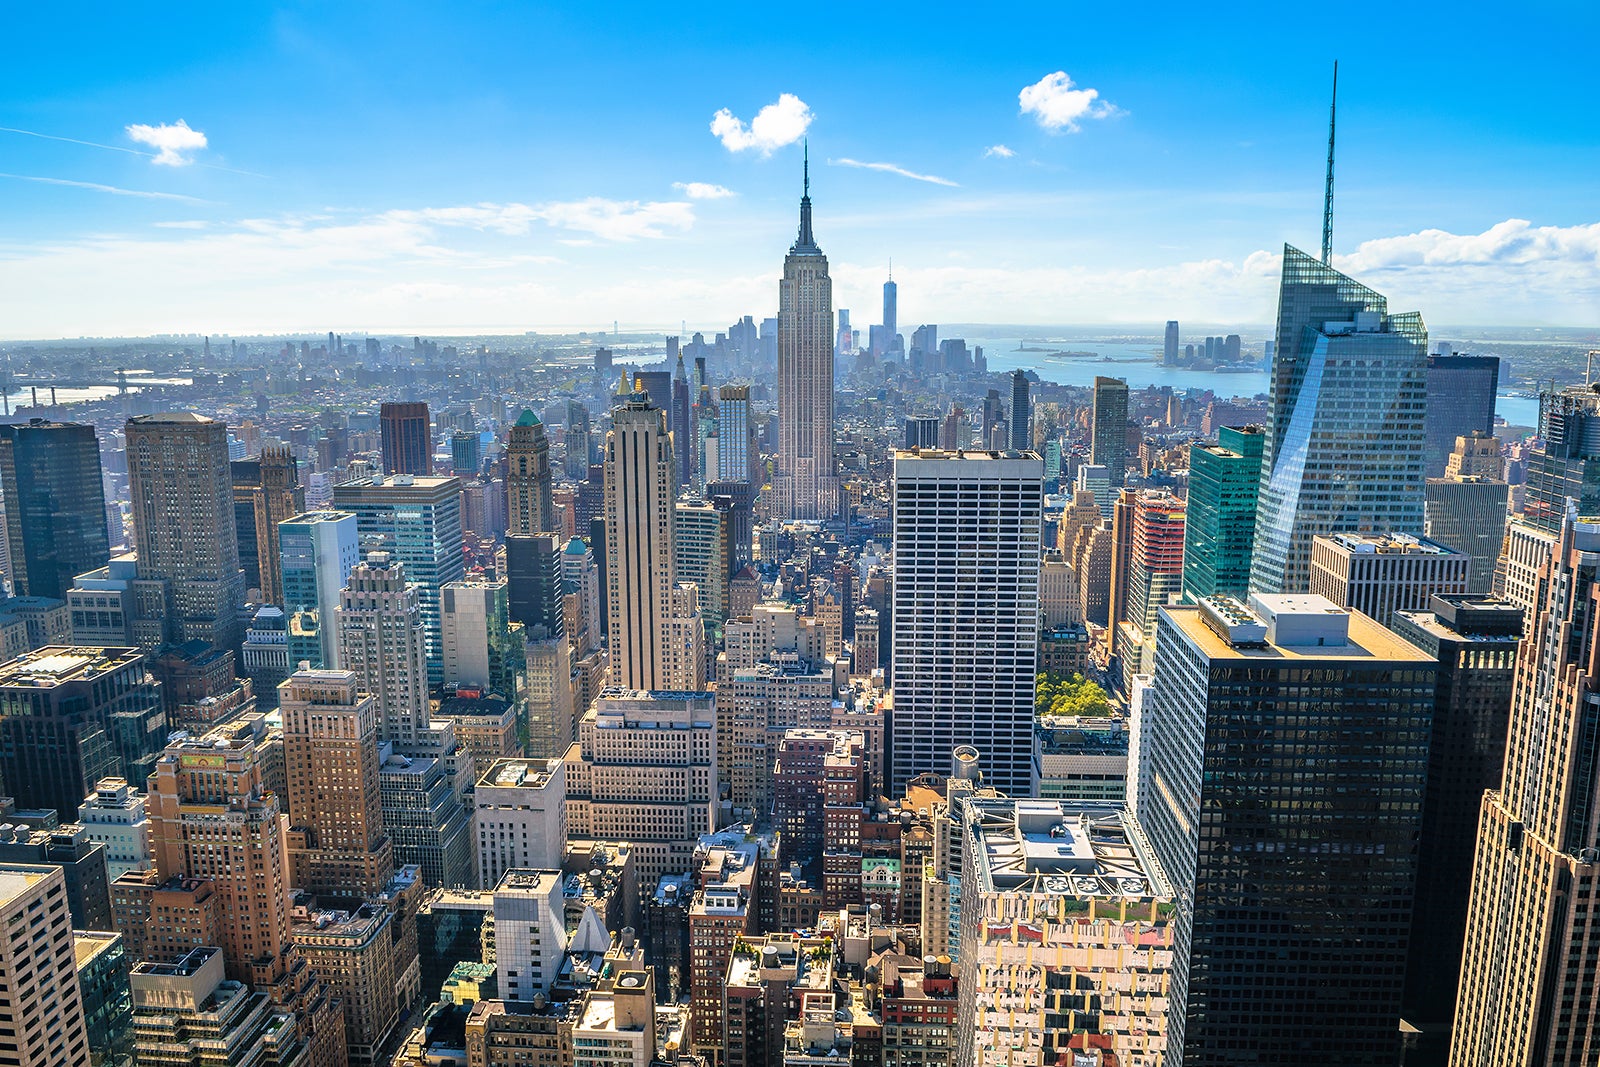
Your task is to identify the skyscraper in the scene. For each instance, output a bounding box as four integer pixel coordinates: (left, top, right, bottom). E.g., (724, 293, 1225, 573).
(1423, 353, 1499, 477)
(331, 474, 465, 685)
(604, 394, 680, 691)
(380, 401, 432, 476)
(505, 410, 554, 535)
(1164, 319, 1180, 366)
(0, 864, 93, 1067)
(882, 270, 898, 355)
(1250, 246, 1429, 593)
(1521, 384, 1600, 532)
(673, 354, 694, 490)
(1142, 593, 1434, 1063)
(125, 413, 245, 650)
(1091, 376, 1129, 488)
(250, 446, 304, 605)
(1181, 425, 1264, 603)
(1009, 369, 1030, 451)
(774, 152, 838, 521)
(450, 429, 481, 478)
(564, 401, 592, 480)
(890, 449, 1043, 796)
(0, 420, 109, 600)
(1453, 516, 1600, 1064)
(505, 532, 565, 640)
(280, 667, 394, 897)
(278, 510, 358, 669)
(336, 552, 430, 751)
(716, 385, 752, 484)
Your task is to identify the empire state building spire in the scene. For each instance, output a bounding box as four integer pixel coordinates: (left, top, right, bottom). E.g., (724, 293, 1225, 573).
(792, 140, 820, 255)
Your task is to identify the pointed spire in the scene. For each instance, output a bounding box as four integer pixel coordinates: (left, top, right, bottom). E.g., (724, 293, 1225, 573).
(792, 140, 820, 255)
(1322, 60, 1338, 266)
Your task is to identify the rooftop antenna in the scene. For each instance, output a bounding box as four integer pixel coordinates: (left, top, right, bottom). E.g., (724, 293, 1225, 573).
(1321, 60, 1338, 266)
(888, 257, 893, 281)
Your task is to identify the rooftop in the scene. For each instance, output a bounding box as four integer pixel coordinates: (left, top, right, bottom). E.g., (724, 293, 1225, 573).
(0, 646, 142, 687)
(965, 799, 1173, 900)
(1320, 531, 1464, 556)
(1177, 595, 1429, 662)
(477, 758, 559, 791)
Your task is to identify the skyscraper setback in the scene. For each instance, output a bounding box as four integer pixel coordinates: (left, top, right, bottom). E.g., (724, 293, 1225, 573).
(773, 153, 838, 521)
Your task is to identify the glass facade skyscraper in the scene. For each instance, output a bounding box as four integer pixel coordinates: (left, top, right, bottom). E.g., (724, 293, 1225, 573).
(1181, 424, 1264, 603)
(1091, 376, 1129, 488)
(278, 510, 359, 669)
(1250, 246, 1428, 593)
(0, 420, 109, 599)
(1423, 353, 1498, 477)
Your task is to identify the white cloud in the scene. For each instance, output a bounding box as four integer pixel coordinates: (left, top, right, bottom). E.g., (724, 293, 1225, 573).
(153, 220, 209, 229)
(0, 172, 207, 202)
(385, 198, 694, 242)
(833, 158, 959, 187)
(125, 119, 208, 166)
(984, 144, 1016, 158)
(710, 93, 812, 155)
(1018, 72, 1118, 132)
(672, 182, 735, 200)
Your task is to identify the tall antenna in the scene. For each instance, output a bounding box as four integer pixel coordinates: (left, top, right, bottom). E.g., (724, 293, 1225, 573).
(803, 139, 809, 198)
(1321, 61, 1338, 265)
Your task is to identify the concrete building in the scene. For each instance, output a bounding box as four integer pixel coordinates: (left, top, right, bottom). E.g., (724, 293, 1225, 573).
(128, 946, 306, 1067)
(380, 750, 473, 892)
(564, 689, 717, 901)
(290, 895, 410, 1067)
(1034, 715, 1128, 803)
(954, 799, 1174, 1067)
(1142, 593, 1435, 1063)
(280, 668, 394, 897)
(440, 578, 521, 696)
(1308, 531, 1469, 625)
(688, 839, 760, 1057)
(474, 758, 568, 890)
(337, 552, 431, 751)
(0, 864, 92, 1066)
(124, 413, 245, 650)
(505, 410, 555, 535)
(77, 776, 150, 881)
(1425, 473, 1509, 595)
(891, 450, 1043, 797)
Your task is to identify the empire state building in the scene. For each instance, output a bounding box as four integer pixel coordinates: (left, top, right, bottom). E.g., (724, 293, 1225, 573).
(774, 150, 838, 521)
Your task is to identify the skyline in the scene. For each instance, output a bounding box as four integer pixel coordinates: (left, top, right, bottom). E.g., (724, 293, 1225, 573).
(2, 3, 1598, 338)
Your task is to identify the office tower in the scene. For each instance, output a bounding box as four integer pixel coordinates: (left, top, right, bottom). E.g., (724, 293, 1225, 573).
(491, 868, 568, 1000)
(685, 839, 759, 1054)
(1308, 531, 1469, 624)
(953, 799, 1174, 1067)
(147, 728, 346, 1065)
(249, 446, 304, 605)
(560, 536, 602, 648)
(882, 270, 898, 352)
(0, 865, 93, 1066)
(474, 758, 568, 889)
(505, 410, 554, 535)
(1163, 319, 1180, 366)
(125, 414, 246, 650)
(604, 395, 679, 691)
(1117, 490, 1186, 681)
(240, 605, 290, 704)
(1390, 596, 1520, 1058)
(380, 751, 472, 892)
(78, 776, 150, 881)
(232, 457, 263, 592)
(279, 668, 393, 897)
(332, 474, 465, 685)
(940, 402, 965, 450)
(1009, 369, 1031, 451)
(1451, 517, 1600, 1064)
(675, 499, 730, 625)
(450, 429, 481, 478)
(1091, 377, 1129, 488)
(564, 401, 592, 480)
(890, 449, 1043, 797)
(0, 420, 108, 599)
(1250, 247, 1429, 593)
(74, 928, 134, 1067)
(505, 533, 564, 638)
(129, 947, 308, 1067)
(1423, 353, 1499, 477)
(1105, 489, 1136, 662)
(337, 552, 430, 750)
(277, 510, 358, 669)
(0, 645, 161, 820)
(774, 155, 839, 521)
(1521, 384, 1600, 531)
(564, 689, 717, 896)
(635, 369, 673, 413)
(380, 401, 432, 475)
(715, 385, 751, 483)
(1142, 594, 1434, 1063)
(1425, 476, 1509, 594)
(903, 415, 941, 451)
(523, 628, 575, 760)
(0, 824, 112, 932)
(440, 578, 521, 695)
(674, 355, 694, 489)
(1444, 429, 1503, 479)
(1182, 425, 1264, 602)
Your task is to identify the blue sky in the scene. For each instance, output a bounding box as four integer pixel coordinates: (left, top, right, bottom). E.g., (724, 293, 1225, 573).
(2, 1, 1597, 338)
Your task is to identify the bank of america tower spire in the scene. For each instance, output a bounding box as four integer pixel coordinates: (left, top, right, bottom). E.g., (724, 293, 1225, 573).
(774, 144, 839, 521)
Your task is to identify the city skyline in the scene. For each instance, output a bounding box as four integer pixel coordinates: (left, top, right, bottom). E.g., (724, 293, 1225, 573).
(2, 4, 1597, 337)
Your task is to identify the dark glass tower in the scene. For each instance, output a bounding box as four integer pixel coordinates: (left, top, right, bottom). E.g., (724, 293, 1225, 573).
(1423, 354, 1498, 477)
(380, 401, 432, 475)
(1182, 425, 1264, 602)
(504, 532, 564, 641)
(0, 420, 109, 599)
(1009, 370, 1031, 451)
(1091, 376, 1129, 488)
(1143, 594, 1435, 1063)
